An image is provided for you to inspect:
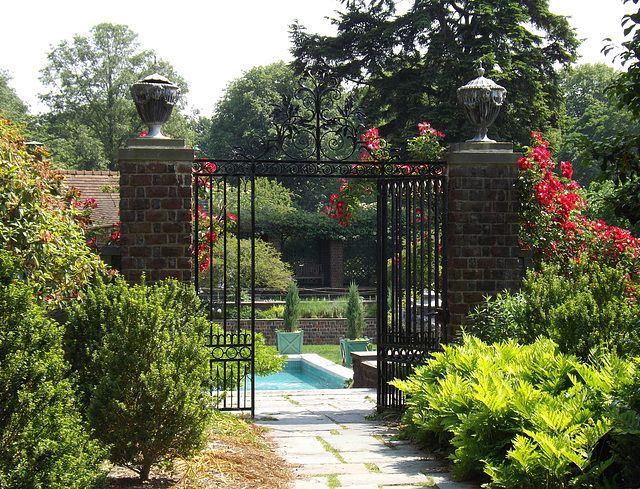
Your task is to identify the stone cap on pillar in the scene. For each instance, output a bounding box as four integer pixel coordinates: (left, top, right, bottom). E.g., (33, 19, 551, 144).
(449, 141, 513, 153)
(447, 141, 520, 166)
(117, 138, 194, 161)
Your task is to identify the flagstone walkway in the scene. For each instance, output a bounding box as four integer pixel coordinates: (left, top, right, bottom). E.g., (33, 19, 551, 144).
(254, 388, 481, 489)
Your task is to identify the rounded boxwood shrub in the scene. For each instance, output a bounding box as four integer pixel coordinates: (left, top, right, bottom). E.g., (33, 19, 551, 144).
(0, 251, 106, 489)
(465, 259, 640, 361)
(65, 275, 212, 481)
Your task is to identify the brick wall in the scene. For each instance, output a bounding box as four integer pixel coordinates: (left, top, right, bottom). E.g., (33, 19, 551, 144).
(319, 239, 344, 287)
(117, 138, 194, 284)
(446, 142, 523, 335)
(222, 318, 377, 346)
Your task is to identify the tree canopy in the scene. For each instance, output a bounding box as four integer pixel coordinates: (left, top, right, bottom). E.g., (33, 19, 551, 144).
(558, 63, 640, 186)
(200, 61, 300, 159)
(0, 70, 29, 124)
(38, 23, 193, 170)
(290, 0, 580, 148)
(580, 0, 640, 227)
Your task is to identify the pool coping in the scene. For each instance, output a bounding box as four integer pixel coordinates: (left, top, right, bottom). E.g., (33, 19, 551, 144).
(282, 353, 353, 384)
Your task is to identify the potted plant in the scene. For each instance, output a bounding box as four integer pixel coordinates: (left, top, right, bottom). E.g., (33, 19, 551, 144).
(340, 282, 371, 367)
(276, 281, 304, 354)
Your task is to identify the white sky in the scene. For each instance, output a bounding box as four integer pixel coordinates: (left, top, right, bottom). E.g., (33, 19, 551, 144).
(0, 0, 635, 116)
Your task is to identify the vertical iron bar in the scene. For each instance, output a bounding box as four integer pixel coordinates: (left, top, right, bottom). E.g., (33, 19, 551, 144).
(376, 178, 387, 411)
(250, 164, 256, 417)
(193, 170, 199, 298)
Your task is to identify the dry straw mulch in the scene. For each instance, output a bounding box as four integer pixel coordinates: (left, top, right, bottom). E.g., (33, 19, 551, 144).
(106, 414, 294, 489)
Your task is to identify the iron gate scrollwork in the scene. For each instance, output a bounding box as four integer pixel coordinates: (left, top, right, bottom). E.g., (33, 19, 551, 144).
(193, 71, 447, 414)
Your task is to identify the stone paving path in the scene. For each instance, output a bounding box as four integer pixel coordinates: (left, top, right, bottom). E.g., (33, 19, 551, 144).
(254, 388, 480, 489)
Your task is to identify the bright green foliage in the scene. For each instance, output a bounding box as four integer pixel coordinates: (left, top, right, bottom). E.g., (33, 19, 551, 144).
(206, 237, 293, 291)
(392, 335, 639, 488)
(578, 1, 640, 226)
(282, 280, 301, 332)
(346, 282, 365, 339)
(201, 62, 299, 159)
(464, 292, 524, 345)
(466, 260, 640, 362)
(0, 116, 107, 305)
(255, 333, 287, 375)
(0, 251, 106, 489)
(209, 178, 298, 239)
(39, 23, 192, 170)
(0, 70, 29, 124)
(65, 276, 211, 481)
(558, 64, 640, 187)
(291, 0, 579, 148)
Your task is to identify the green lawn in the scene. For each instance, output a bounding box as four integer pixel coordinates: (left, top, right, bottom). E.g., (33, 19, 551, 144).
(302, 344, 342, 365)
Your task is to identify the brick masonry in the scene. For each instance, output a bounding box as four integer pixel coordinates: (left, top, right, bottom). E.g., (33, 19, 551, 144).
(319, 239, 344, 287)
(445, 142, 523, 336)
(224, 318, 377, 346)
(117, 138, 194, 284)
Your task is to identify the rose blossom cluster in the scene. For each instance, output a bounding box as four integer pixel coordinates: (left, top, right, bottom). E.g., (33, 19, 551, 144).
(325, 123, 445, 226)
(519, 132, 640, 271)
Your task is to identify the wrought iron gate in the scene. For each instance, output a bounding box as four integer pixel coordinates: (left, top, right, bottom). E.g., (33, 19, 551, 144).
(193, 73, 447, 414)
(377, 174, 447, 410)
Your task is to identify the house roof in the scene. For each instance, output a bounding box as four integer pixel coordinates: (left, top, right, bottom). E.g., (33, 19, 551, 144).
(59, 170, 120, 227)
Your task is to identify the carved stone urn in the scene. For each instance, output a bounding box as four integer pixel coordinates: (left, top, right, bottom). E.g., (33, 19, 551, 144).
(130, 72, 180, 138)
(457, 66, 507, 142)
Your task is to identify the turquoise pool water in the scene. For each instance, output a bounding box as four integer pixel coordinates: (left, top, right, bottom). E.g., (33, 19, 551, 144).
(253, 358, 347, 390)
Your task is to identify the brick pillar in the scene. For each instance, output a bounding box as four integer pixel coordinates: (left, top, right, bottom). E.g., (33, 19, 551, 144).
(319, 239, 344, 287)
(117, 138, 194, 284)
(445, 142, 523, 336)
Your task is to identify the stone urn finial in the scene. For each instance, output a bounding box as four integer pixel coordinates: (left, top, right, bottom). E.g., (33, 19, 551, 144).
(457, 65, 507, 142)
(130, 71, 180, 138)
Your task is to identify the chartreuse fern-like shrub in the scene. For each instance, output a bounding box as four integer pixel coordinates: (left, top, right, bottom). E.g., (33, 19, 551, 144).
(392, 335, 640, 488)
(0, 251, 106, 489)
(465, 259, 640, 361)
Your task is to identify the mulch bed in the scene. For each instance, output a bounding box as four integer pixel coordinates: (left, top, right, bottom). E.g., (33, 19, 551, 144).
(106, 424, 294, 489)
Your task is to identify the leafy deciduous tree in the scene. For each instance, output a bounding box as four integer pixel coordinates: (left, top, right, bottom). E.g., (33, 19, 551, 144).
(0, 70, 29, 124)
(201, 61, 300, 159)
(39, 23, 192, 170)
(558, 63, 640, 186)
(580, 0, 640, 227)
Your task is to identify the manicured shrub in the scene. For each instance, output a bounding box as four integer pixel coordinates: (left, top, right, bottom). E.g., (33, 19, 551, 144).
(0, 251, 106, 489)
(65, 276, 212, 481)
(205, 237, 293, 291)
(346, 281, 365, 339)
(392, 335, 640, 488)
(282, 280, 301, 332)
(464, 292, 523, 345)
(465, 259, 640, 361)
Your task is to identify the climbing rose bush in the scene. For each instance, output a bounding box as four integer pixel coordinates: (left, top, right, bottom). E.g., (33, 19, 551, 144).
(192, 161, 237, 273)
(325, 123, 446, 225)
(71, 197, 120, 250)
(519, 132, 640, 274)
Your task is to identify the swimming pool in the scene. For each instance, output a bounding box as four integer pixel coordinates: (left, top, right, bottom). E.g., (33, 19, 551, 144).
(253, 354, 352, 390)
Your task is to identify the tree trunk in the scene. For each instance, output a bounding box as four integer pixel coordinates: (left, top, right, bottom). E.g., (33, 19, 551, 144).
(139, 460, 152, 482)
